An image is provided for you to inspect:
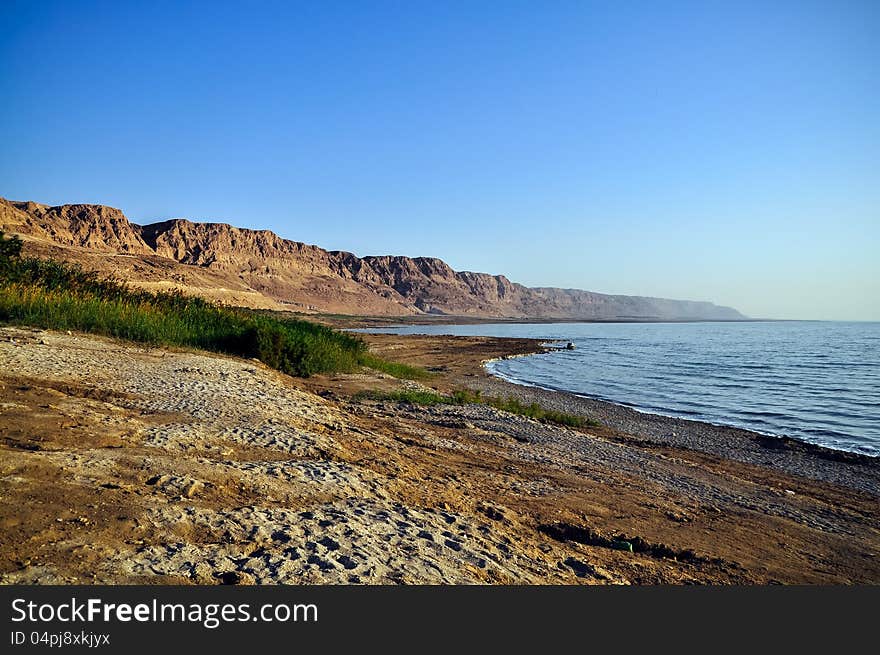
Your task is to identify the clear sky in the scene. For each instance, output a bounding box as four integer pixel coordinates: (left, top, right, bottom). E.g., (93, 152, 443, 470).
(1, 1, 877, 320)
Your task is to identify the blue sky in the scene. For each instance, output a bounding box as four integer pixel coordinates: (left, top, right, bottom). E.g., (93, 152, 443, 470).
(1, 1, 877, 320)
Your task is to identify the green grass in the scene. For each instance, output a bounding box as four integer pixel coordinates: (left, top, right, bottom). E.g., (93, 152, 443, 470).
(363, 389, 451, 406)
(358, 353, 431, 381)
(483, 395, 592, 428)
(0, 231, 428, 380)
(357, 387, 598, 429)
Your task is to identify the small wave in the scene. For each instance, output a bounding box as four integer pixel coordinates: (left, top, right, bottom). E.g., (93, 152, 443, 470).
(487, 322, 880, 456)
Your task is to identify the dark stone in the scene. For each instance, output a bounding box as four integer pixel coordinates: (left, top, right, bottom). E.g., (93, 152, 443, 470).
(318, 536, 340, 551)
(564, 557, 593, 577)
(216, 571, 241, 585)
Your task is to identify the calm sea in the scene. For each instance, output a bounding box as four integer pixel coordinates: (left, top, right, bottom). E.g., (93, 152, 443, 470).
(356, 321, 880, 456)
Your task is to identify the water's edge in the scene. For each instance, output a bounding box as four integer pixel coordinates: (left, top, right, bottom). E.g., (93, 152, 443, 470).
(482, 347, 878, 462)
(355, 322, 879, 459)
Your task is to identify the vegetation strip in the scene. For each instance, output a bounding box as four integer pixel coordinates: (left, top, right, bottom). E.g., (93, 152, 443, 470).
(356, 388, 598, 428)
(0, 231, 425, 379)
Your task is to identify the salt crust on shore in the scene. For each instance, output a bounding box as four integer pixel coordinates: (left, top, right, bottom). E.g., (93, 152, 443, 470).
(1, 327, 877, 584)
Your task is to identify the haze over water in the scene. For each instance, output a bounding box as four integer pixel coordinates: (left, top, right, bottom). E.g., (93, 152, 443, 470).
(360, 321, 880, 456)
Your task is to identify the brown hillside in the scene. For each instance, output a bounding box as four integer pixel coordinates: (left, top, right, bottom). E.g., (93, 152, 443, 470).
(0, 197, 745, 319)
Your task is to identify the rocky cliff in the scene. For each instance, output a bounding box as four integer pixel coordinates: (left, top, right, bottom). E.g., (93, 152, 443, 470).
(0, 197, 745, 320)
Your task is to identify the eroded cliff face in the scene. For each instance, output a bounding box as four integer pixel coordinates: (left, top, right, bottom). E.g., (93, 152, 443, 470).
(0, 197, 745, 320)
(1, 200, 153, 254)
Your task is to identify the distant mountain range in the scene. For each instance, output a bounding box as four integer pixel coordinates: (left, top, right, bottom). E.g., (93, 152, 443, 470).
(0, 197, 745, 320)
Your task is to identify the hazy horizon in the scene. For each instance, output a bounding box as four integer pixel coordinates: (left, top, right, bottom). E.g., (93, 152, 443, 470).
(1, 1, 877, 321)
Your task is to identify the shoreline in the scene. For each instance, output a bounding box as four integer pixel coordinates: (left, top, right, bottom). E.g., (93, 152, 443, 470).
(476, 362, 879, 496)
(365, 326, 879, 461)
(3, 326, 879, 584)
(360, 332, 879, 497)
(482, 354, 878, 464)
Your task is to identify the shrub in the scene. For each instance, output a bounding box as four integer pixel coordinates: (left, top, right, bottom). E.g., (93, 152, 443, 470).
(0, 230, 23, 262)
(0, 243, 424, 379)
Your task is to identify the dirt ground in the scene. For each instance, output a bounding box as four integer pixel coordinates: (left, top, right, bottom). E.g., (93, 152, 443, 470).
(1, 327, 878, 584)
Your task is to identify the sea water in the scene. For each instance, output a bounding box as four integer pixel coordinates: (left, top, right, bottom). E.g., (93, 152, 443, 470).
(355, 321, 880, 456)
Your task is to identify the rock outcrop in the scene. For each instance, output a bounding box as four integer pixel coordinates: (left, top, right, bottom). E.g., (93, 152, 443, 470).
(0, 197, 745, 320)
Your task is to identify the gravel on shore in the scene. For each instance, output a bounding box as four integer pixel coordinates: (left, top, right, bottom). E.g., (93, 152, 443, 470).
(4, 327, 878, 585)
(468, 365, 880, 498)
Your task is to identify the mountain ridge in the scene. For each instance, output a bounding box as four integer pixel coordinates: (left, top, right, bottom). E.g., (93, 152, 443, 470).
(0, 197, 746, 320)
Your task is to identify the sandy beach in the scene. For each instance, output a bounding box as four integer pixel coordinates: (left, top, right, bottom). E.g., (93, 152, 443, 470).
(1, 327, 878, 584)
